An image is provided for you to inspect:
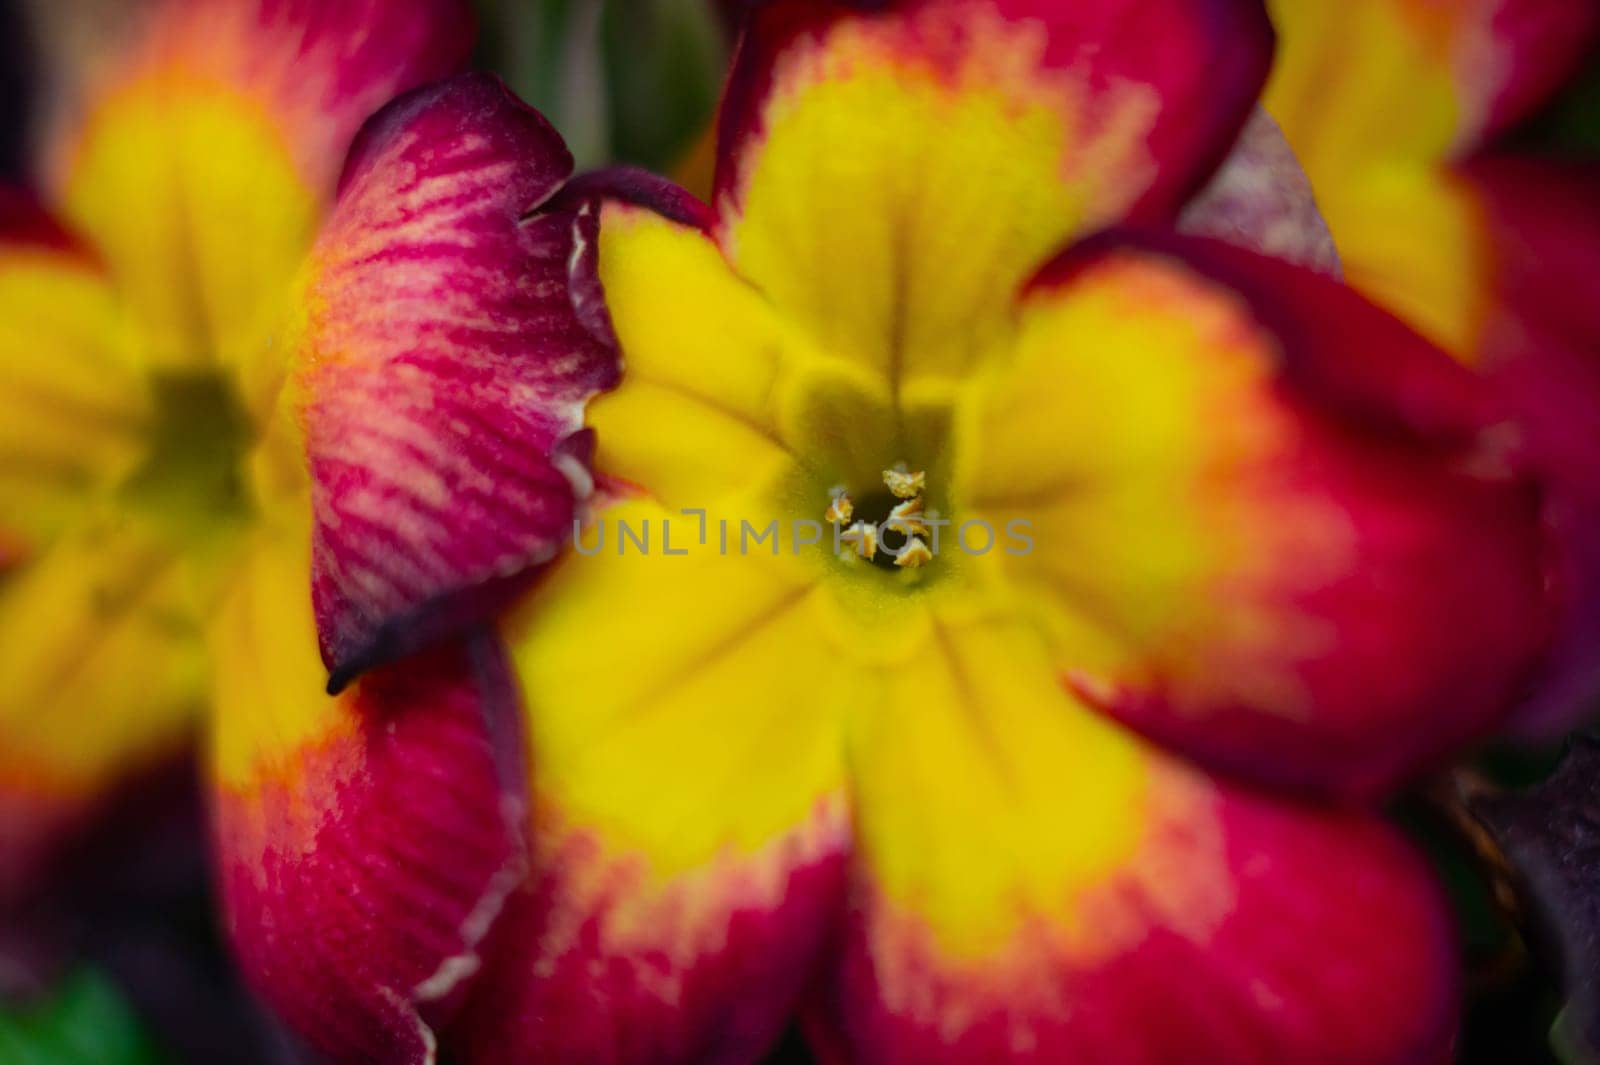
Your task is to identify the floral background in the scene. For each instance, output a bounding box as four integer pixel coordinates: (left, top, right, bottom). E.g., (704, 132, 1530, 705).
(0, 1, 1596, 1063)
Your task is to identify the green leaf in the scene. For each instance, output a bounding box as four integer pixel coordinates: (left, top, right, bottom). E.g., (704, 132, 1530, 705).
(602, 0, 726, 170)
(0, 969, 166, 1065)
(477, 0, 726, 170)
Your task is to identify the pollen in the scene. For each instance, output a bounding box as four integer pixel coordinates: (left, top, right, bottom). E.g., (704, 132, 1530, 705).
(894, 536, 933, 568)
(839, 520, 879, 561)
(825, 489, 854, 525)
(883, 463, 925, 499)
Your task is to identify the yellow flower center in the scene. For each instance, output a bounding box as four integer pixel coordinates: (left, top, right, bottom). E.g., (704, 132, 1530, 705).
(824, 466, 935, 571)
(118, 370, 257, 548)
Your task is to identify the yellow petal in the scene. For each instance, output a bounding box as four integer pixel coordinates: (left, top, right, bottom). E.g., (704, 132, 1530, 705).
(490, 495, 850, 1054)
(504, 496, 846, 876)
(58, 71, 316, 394)
(0, 231, 147, 557)
(39, 0, 471, 411)
(0, 515, 205, 843)
(591, 202, 817, 508)
(715, 1, 1271, 393)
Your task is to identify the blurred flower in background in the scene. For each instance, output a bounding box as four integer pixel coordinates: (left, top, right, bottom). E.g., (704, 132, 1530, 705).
(0, 0, 471, 913)
(0, 1, 616, 1062)
(1265, 0, 1600, 738)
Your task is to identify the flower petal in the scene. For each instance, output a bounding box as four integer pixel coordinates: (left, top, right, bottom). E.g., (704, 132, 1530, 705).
(38, 0, 473, 400)
(1457, 159, 1600, 733)
(455, 498, 850, 1065)
(1265, 1, 1599, 360)
(207, 516, 525, 1065)
(0, 516, 204, 905)
(0, 191, 145, 562)
(1266, 0, 1599, 169)
(584, 199, 813, 507)
(1305, 161, 1494, 359)
(957, 232, 1551, 799)
(1178, 109, 1341, 277)
(811, 610, 1458, 1064)
(1193, 153, 1600, 736)
(291, 74, 619, 687)
(714, 0, 1271, 388)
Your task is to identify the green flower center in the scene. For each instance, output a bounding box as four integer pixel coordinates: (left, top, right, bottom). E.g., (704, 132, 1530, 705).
(118, 370, 256, 546)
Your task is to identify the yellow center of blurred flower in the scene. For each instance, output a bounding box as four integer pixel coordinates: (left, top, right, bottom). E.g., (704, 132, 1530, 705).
(117, 371, 256, 547)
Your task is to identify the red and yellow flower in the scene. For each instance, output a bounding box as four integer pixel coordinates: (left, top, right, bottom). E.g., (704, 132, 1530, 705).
(1264, 0, 1600, 732)
(0, 2, 617, 1058)
(396, 2, 1553, 1062)
(6, 1, 1592, 1063)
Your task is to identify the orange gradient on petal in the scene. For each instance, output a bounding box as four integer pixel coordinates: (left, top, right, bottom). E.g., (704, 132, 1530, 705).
(207, 518, 360, 841)
(864, 758, 1231, 1034)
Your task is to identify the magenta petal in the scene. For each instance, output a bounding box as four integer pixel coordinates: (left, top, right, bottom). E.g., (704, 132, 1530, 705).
(1037, 230, 1508, 448)
(715, 0, 1274, 225)
(1019, 232, 1553, 798)
(1473, 0, 1599, 145)
(213, 636, 527, 1065)
(1462, 158, 1600, 734)
(296, 73, 621, 687)
(814, 778, 1459, 1065)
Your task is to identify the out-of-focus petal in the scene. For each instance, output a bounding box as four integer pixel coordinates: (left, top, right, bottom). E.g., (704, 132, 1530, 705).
(0, 191, 145, 562)
(1266, 154, 1600, 734)
(1460, 159, 1600, 733)
(37, 0, 473, 401)
(957, 232, 1551, 799)
(714, 0, 1271, 389)
(811, 611, 1458, 1063)
(1178, 109, 1341, 277)
(208, 515, 525, 1065)
(1304, 162, 1491, 359)
(1266, 0, 1599, 171)
(290, 74, 619, 688)
(455, 498, 850, 1065)
(1265, 1, 1599, 359)
(0, 516, 204, 904)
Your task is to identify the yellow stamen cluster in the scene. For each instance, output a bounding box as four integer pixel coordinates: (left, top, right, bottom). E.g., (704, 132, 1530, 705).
(823, 464, 933, 568)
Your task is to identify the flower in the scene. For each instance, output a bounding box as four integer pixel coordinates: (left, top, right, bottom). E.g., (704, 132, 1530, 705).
(0, 0, 468, 904)
(416, 2, 1549, 1062)
(0, 1, 617, 1058)
(1263, 0, 1600, 733)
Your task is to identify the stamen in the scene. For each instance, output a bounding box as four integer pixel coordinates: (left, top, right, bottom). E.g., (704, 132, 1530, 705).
(895, 536, 933, 568)
(825, 488, 854, 525)
(883, 463, 925, 500)
(839, 521, 879, 561)
(886, 497, 929, 539)
(824, 464, 937, 572)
